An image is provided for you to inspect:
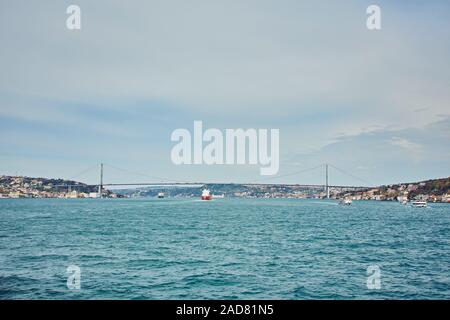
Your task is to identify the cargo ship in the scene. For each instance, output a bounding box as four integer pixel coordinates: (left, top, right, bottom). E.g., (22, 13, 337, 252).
(201, 188, 212, 200)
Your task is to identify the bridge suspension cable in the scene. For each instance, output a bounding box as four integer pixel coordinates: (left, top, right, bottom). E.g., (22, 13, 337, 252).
(61, 162, 372, 190)
(249, 163, 326, 183)
(102, 163, 187, 184)
(328, 164, 373, 187)
(67, 164, 100, 181)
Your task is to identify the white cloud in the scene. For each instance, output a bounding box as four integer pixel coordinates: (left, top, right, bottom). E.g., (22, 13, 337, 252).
(387, 137, 423, 153)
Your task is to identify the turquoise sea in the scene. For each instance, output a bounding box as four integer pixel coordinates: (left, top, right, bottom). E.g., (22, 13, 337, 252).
(0, 198, 449, 299)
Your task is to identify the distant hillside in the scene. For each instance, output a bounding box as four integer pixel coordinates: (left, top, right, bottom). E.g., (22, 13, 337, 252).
(383, 177, 450, 197)
(342, 177, 450, 202)
(2, 174, 449, 201)
(0, 175, 95, 192)
(116, 183, 352, 199)
(0, 175, 115, 198)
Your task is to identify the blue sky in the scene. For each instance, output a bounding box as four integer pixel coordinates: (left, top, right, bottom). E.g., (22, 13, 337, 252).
(0, 0, 449, 186)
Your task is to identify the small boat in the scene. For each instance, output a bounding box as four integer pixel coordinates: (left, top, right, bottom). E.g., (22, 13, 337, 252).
(201, 188, 212, 201)
(157, 192, 165, 198)
(411, 201, 427, 208)
(339, 198, 352, 205)
(398, 196, 408, 205)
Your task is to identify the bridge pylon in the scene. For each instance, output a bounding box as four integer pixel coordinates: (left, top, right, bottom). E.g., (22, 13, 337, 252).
(98, 163, 103, 198)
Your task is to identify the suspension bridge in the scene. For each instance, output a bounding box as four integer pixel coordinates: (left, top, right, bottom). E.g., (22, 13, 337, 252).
(56, 163, 373, 198)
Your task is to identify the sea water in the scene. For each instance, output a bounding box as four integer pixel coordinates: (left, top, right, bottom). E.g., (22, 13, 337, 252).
(0, 198, 449, 299)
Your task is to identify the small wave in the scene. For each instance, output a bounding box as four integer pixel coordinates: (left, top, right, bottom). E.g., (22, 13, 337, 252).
(182, 272, 238, 287)
(0, 275, 42, 299)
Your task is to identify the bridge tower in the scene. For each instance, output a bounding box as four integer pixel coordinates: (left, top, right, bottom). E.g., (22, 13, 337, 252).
(325, 163, 329, 199)
(98, 163, 103, 198)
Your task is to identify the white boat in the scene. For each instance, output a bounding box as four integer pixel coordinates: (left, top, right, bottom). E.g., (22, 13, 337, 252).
(339, 198, 352, 205)
(411, 201, 427, 208)
(157, 192, 165, 198)
(398, 196, 408, 205)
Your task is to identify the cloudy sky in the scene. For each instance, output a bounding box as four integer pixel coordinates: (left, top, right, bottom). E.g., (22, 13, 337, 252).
(0, 0, 449, 186)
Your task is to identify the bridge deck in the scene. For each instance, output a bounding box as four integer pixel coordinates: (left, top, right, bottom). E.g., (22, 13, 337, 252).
(55, 182, 370, 189)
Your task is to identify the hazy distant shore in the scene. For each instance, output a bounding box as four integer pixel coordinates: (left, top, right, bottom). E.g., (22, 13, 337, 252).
(1, 175, 449, 202)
